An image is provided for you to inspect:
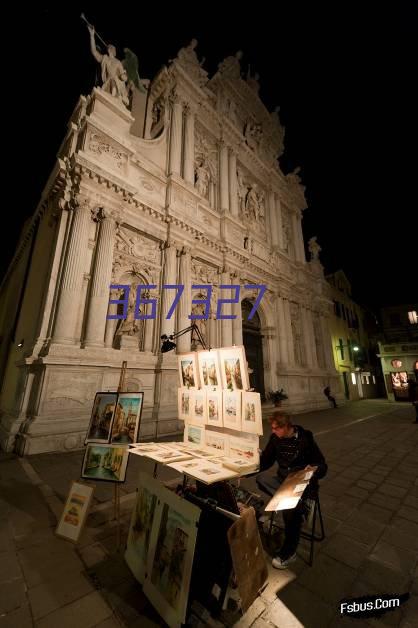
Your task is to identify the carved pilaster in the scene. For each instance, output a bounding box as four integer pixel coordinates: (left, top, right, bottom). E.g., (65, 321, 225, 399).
(53, 198, 92, 344)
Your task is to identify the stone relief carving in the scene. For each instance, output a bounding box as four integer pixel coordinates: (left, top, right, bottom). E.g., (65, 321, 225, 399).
(290, 302, 305, 366)
(115, 226, 160, 265)
(236, 167, 266, 228)
(191, 260, 218, 285)
(194, 131, 217, 203)
(150, 96, 165, 135)
(88, 132, 127, 170)
(174, 39, 208, 87)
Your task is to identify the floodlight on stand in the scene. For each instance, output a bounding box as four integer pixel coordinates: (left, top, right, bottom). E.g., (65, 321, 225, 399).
(160, 323, 208, 353)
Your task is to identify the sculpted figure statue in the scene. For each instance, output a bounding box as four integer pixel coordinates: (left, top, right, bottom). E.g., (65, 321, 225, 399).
(217, 50, 243, 78)
(88, 24, 129, 107)
(308, 236, 322, 261)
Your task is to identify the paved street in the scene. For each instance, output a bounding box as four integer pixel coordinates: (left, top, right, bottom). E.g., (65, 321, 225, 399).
(1, 400, 417, 627)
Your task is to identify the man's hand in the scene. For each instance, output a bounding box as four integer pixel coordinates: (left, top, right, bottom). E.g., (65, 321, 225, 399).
(88, 25, 95, 35)
(304, 465, 317, 473)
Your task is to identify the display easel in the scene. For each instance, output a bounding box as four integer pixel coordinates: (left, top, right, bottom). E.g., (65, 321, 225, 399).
(113, 360, 127, 551)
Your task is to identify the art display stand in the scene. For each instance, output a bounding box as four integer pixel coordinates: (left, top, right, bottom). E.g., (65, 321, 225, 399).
(113, 360, 127, 550)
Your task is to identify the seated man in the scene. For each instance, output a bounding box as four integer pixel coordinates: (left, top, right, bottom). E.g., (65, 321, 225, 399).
(257, 412, 327, 569)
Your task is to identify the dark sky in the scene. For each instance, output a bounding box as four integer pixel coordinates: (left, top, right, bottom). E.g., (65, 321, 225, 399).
(4, 3, 417, 311)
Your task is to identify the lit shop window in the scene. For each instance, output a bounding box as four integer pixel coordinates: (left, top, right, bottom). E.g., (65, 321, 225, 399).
(351, 373, 356, 385)
(391, 359, 402, 368)
(372, 375, 376, 384)
(408, 310, 418, 324)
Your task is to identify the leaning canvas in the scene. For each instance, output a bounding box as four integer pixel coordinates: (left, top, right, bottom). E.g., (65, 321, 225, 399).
(178, 352, 200, 389)
(125, 472, 159, 584)
(197, 350, 222, 389)
(110, 392, 144, 444)
(218, 346, 250, 391)
(85, 392, 118, 443)
(56, 481, 94, 543)
(241, 391, 263, 435)
(81, 444, 129, 483)
(144, 484, 201, 627)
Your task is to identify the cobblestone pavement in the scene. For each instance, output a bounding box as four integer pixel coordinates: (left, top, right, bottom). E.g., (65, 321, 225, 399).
(1, 400, 417, 627)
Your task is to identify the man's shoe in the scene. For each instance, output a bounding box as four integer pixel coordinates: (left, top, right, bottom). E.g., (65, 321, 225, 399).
(272, 553, 297, 569)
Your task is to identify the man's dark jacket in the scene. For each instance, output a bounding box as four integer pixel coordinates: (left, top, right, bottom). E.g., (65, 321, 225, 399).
(259, 425, 327, 498)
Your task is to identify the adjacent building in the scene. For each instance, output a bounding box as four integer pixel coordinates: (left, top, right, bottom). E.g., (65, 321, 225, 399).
(377, 304, 418, 401)
(326, 270, 379, 400)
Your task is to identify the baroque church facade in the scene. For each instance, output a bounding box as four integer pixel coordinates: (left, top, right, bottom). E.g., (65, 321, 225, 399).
(0, 41, 339, 454)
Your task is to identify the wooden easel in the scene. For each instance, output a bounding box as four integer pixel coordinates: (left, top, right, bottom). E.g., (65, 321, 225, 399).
(113, 360, 127, 550)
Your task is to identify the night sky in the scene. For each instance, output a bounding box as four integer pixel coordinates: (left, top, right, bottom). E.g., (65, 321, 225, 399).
(4, 3, 417, 311)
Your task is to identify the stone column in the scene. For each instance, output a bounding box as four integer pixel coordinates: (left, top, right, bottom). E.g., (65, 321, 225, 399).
(301, 307, 314, 368)
(104, 290, 118, 348)
(292, 211, 305, 263)
(276, 196, 284, 250)
(269, 191, 279, 248)
(144, 301, 155, 352)
(209, 316, 217, 348)
(228, 150, 239, 217)
(160, 243, 178, 339)
(220, 270, 233, 346)
(283, 298, 295, 366)
(169, 94, 183, 176)
(219, 141, 229, 212)
(183, 105, 195, 184)
(53, 199, 92, 343)
(84, 209, 116, 347)
(277, 296, 289, 365)
(232, 277, 243, 345)
(177, 246, 192, 353)
(306, 308, 318, 368)
(209, 182, 215, 209)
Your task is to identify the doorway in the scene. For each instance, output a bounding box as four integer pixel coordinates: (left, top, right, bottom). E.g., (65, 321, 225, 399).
(242, 300, 265, 400)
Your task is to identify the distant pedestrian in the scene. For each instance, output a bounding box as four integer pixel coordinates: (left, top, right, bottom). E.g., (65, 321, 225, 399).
(323, 386, 337, 408)
(407, 377, 418, 423)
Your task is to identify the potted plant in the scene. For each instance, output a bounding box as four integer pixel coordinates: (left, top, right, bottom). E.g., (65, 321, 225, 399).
(268, 389, 288, 407)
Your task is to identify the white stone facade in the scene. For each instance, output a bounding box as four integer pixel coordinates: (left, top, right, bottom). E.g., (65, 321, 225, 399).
(0, 45, 339, 454)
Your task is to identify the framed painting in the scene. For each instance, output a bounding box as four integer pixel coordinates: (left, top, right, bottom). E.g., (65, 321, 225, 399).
(144, 484, 201, 627)
(183, 423, 205, 447)
(110, 392, 144, 444)
(81, 444, 129, 483)
(241, 391, 263, 435)
(178, 388, 193, 422)
(85, 392, 118, 444)
(56, 481, 94, 544)
(191, 389, 207, 425)
(222, 390, 242, 431)
(178, 353, 199, 389)
(206, 390, 223, 428)
(204, 430, 230, 456)
(218, 346, 250, 391)
(125, 472, 159, 584)
(197, 350, 222, 389)
(229, 435, 260, 466)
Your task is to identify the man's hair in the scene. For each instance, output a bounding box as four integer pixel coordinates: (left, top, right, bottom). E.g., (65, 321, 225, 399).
(269, 411, 292, 427)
